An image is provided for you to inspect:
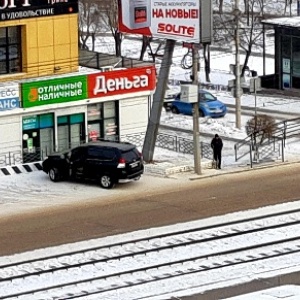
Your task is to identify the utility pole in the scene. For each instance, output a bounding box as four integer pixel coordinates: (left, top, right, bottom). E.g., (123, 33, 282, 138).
(192, 45, 201, 175)
(234, 0, 241, 129)
(142, 39, 175, 162)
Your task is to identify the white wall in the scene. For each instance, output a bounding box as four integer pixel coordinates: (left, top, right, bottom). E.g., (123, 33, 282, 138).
(0, 115, 21, 153)
(119, 96, 150, 136)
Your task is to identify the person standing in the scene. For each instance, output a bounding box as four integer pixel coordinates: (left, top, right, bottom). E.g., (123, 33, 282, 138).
(211, 134, 223, 169)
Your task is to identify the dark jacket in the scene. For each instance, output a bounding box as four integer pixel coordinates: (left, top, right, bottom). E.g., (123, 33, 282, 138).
(211, 136, 223, 152)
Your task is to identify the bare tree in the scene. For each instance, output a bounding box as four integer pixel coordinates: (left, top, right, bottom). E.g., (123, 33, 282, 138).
(79, 0, 123, 56)
(79, 0, 108, 51)
(246, 114, 277, 160)
(99, 0, 122, 57)
(213, 0, 265, 77)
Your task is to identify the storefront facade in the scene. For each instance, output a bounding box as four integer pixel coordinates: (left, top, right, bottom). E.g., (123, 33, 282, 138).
(0, 0, 157, 165)
(262, 17, 300, 91)
(0, 66, 156, 164)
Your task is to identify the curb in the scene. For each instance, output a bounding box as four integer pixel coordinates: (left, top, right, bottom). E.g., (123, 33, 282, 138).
(188, 159, 300, 181)
(0, 162, 43, 176)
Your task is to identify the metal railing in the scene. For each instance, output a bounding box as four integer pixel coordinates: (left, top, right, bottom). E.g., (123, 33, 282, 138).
(234, 117, 300, 167)
(0, 133, 213, 167)
(2, 122, 296, 169)
(122, 132, 213, 159)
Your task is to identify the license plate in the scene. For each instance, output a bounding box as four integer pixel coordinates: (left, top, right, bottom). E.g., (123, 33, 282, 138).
(130, 162, 139, 168)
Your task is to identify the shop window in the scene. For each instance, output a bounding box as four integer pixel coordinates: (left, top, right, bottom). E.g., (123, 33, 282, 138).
(292, 37, 300, 77)
(104, 102, 115, 118)
(87, 104, 101, 121)
(0, 26, 21, 74)
(87, 102, 119, 142)
(70, 113, 84, 124)
(40, 113, 54, 128)
(282, 36, 291, 58)
(22, 114, 54, 162)
(291, 37, 300, 88)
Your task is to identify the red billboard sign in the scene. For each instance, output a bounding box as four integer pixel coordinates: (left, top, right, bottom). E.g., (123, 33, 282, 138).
(87, 66, 156, 98)
(118, 0, 200, 42)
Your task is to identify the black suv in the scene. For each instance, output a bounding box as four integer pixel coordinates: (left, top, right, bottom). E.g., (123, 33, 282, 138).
(42, 141, 144, 189)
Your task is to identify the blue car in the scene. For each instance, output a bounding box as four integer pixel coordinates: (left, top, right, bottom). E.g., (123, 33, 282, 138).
(169, 90, 227, 118)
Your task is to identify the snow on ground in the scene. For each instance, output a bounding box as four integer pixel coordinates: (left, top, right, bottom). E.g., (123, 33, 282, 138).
(1, 199, 300, 300)
(2, 90, 299, 216)
(1, 34, 300, 299)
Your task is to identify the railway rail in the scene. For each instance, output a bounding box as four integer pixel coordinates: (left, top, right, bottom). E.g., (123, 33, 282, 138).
(1, 208, 300, 299)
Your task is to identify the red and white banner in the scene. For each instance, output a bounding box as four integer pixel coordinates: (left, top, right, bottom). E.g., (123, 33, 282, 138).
(87, 66, 156, 98)
(118, 0, 200, 42)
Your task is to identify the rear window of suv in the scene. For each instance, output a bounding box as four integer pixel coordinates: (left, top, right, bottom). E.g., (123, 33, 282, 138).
(121, 148, 140, 161)
(87, 146, 116, 160)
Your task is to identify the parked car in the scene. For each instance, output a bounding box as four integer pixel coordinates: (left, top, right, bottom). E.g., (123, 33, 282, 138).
(42, 141, 144, 189)
(165, 90, 227, 118)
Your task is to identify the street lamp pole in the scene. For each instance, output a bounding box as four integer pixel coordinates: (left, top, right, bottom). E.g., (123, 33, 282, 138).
(234, 0, 241, 129)
(192, 45, 201, 175)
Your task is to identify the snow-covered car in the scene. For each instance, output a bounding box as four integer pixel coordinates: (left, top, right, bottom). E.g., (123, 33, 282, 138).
(168, 90, 227, 118)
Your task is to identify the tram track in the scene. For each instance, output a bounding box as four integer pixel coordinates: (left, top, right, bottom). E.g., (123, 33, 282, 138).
(1, 208, 300, 299)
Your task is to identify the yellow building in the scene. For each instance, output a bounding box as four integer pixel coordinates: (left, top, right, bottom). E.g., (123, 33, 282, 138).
(0, 0, 156, 166)
(0, 0, 78, 80)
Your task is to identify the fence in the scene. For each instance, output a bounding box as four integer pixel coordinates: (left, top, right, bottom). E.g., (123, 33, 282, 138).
(0, 132, 213, 167)
(122, 132, 213, 159)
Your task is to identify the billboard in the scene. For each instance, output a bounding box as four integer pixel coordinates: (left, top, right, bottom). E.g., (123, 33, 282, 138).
(87, 66, 156, 98)
(21, 66, 156, 108)
(0, 0, 78, 21)
(118, 0, 201, 42)
(21, 75, 87, 108)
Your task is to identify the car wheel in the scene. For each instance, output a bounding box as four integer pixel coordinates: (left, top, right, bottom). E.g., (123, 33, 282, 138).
(199, 109, 204, 117)
(171, 106, 179, 114)
(99, 174, 115, 189)
(49, 168, 60, 182)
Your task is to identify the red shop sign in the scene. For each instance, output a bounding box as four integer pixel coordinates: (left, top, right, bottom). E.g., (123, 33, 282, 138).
(87, 66, 156, 98)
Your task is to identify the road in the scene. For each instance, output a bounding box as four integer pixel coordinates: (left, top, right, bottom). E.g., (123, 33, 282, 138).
(1, 162, 300, 257)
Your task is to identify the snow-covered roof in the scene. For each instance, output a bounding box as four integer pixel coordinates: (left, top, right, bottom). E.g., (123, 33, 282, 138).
(262, 16, 300, 28)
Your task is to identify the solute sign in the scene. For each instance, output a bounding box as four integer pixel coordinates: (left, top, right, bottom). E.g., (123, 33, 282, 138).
(118, 0, 200, 42)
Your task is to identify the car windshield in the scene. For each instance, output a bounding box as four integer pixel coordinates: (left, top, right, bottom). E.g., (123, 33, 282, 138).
(200, 92, 216, 102)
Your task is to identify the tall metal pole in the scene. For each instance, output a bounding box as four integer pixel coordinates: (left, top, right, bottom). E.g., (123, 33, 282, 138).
(235, 0, 241, 129)
(192, 45, 201, 175)
(254, 79, 257, 119)
(142, 39, 175, 162)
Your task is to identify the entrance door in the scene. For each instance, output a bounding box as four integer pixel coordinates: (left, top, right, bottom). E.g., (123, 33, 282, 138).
(57, 125, 69, 152)
(70, 124, 81, 149)
(40, 128, 54, 158)
(57, 113, 85, 151)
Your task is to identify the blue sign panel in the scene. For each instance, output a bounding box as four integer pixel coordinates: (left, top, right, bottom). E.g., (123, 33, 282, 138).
(0, 85, 20, 111)
(0, 98, 20, 111)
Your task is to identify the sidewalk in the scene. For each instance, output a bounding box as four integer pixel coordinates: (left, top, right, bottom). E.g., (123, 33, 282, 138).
(144, 154, 300, 181)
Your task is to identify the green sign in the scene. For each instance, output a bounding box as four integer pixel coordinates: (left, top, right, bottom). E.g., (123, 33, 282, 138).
(22, 75, 88, 108)
(22, 116, 38, 130)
